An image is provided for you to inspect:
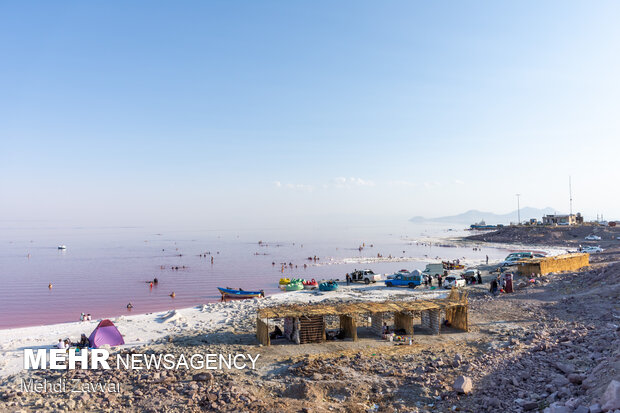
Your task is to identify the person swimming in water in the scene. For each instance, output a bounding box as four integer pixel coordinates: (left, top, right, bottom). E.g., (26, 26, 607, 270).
(170, 292, 175, 298)
(127, 302, 133, 309)
(48, 283, 53, 289)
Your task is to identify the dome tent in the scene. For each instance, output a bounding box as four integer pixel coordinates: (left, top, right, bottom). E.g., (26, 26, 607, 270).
(88, 319, 125, 348)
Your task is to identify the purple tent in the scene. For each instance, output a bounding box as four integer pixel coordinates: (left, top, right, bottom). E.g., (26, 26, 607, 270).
(88, 319, 125, 348)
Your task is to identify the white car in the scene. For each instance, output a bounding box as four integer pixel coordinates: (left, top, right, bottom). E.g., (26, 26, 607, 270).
(585, 235, 601, 241)
(500, 256, 524, 267)
(443, 276, 466, 289)
(349, 269, 382, 284)
(581, 246, 604, 253)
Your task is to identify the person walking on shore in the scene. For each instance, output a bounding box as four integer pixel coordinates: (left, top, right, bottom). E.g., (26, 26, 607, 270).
(477, 272, 482, 285)
(486, 255, 489, 265)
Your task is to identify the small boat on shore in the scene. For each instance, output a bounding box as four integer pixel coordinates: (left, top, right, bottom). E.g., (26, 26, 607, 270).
(303, 279, 318, 289)
(217, 287, 265, 299)
(278, 278, 290, 290)
(319, 281, 339, 292)
(285, 281, 304, 291)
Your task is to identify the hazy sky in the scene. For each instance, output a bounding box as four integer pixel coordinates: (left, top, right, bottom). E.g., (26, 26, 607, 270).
(1, 1, 618, 228)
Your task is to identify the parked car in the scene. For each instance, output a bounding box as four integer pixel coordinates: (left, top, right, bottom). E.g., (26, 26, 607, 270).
(585, 235, 602, 241)
(443, 276, 466, 289)
(385, 273, 423, 288)
(581, 246, 604, 253)
(387, 269, 411, 280)
(422, 263, 446, 278)
(462, 269, 480, 282)
(349, 269, 382, 284)
(500, 256, 525, 268)
(505, 252, 541, 260)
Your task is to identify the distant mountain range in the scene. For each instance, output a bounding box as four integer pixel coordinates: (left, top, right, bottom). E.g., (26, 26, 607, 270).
(410, 207, 558, 225)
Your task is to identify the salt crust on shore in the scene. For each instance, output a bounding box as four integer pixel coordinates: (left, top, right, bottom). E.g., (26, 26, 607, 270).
(0, 284, 446, 378)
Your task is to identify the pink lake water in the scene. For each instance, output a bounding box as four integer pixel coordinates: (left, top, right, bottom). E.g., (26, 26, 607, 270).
(0, 223, 512, 329)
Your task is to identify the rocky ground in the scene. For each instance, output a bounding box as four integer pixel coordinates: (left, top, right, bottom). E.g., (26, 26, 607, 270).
(466, 225, 620, 249)
(1, 256, 619, 412)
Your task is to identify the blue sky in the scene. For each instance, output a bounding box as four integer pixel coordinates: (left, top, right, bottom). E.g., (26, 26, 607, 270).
(1, 1, 618, 228)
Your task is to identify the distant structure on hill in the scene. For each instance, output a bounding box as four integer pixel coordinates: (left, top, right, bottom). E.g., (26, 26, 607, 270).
(410, 207, 556, 225)
(542, 212, 584, 226)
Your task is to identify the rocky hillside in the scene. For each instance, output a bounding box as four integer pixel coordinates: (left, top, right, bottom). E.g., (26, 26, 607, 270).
(467, 225, 620, 248)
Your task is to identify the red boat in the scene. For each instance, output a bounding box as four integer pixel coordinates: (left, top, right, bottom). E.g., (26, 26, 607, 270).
(302, 279, 318, 290)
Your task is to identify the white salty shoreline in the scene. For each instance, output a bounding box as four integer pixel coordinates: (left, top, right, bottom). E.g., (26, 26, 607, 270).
(0, 284, 446, 378)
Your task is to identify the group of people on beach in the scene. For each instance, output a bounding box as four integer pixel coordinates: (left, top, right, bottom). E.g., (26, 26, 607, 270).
(79, 313, 92, 321)
(489, 272, 513, 295)
(55, 334, 90, 350)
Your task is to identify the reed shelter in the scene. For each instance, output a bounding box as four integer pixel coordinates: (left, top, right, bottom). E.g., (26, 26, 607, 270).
(256, 289, 469, 346)
(517, 253, 589, 276)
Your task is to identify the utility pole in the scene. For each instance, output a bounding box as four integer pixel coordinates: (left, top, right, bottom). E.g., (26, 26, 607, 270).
(516, 194, 521, 225)
(569, 176, 573, 218)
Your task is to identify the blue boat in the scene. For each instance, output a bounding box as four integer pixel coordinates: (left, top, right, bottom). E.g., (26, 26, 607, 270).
(319, 281, 339, 292)
(470, 221, 504, 230)
(217, 287, 265, 299)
